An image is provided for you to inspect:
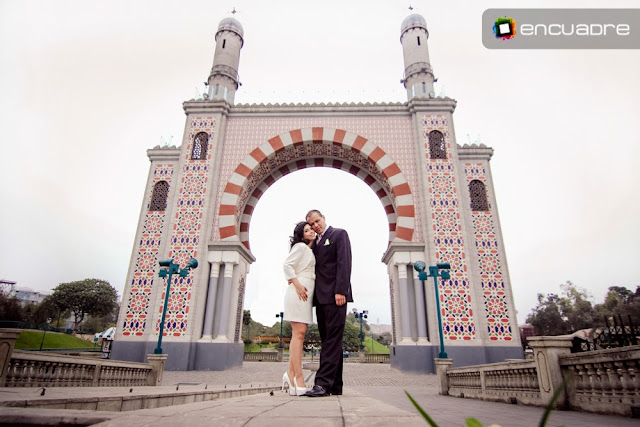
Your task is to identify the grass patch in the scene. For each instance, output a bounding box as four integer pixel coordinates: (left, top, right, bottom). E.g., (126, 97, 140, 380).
(363, 337, 390, 354)
(15, 330, 97, 350)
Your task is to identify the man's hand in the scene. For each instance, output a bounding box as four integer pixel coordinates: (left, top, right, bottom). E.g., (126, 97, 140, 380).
(335, 293, 346, 306)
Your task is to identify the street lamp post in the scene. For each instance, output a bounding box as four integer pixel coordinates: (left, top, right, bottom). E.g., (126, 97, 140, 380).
(276, 312, 284, 349)
(39, 318, 52, 351)
(414, 261, 451, 359)
(352, 309, 368, 351)
(155, 258, 198, 355)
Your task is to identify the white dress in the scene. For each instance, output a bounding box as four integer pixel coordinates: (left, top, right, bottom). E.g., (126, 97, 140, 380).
(282, 242, 316, 324)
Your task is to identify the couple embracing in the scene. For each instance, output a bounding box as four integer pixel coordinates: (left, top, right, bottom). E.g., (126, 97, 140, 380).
(282, 209, 353, 397)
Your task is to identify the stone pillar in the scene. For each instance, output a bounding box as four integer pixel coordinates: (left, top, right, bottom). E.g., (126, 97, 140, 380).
(0, 329, 20, 387)
(396, 263, 414, 345)
(213, 261, 236, 342)
(200, 261, 221, 340)
(528, 336, 573, 408)
(277, 347, 284, 362)
(412, 270, 429, 344)
(146, 353, 168, 386)
(435, 358, 453, 395)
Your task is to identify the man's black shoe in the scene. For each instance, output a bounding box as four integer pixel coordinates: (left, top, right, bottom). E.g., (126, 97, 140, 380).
(303, 385, 329, 397)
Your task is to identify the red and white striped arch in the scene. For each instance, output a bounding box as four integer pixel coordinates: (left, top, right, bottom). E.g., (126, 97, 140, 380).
(218, 127, 415, 249)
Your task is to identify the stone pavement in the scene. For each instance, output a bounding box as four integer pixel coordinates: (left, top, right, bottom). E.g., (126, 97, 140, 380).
(1, 362, 638, 426)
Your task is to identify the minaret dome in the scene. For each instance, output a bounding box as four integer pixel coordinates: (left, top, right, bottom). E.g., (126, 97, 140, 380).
(207, 17, 244, 104)
(400, 13, 435, 100)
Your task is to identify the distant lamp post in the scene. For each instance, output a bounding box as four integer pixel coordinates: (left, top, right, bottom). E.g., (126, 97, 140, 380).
(39, 318, 52, 351)
(155, 258, 198, 355)
(352, 309, 368, 351)
(414, 261, 451, 359)
(275, 312, 284, 349)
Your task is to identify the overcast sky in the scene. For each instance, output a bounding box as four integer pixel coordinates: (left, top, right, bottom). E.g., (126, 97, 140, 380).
(1, 0, 638, 329)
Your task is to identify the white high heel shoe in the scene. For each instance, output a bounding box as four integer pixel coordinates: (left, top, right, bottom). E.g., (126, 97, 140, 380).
(293, 377, 307, 396)
(282, 372, 293, 394)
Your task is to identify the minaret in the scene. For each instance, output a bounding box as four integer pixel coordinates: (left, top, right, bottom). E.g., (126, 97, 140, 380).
(207, 16, 244, 104)
(400, 13, 435, 100)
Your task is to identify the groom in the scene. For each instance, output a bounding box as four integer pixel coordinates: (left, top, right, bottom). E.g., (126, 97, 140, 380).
(304, 209, 353, 397)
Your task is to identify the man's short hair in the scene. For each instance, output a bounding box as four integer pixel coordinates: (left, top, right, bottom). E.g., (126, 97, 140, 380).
(306, 209, 323, 220)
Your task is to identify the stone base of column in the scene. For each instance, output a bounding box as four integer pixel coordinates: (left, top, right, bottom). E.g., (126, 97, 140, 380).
(434, 358, 453, 395)
(390, 344, 439, 373)
(145, 353, 168, 386)
(194, 342, 244, 370)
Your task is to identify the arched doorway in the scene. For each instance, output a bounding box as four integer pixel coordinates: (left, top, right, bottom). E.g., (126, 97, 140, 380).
(217, 127, 416, 247)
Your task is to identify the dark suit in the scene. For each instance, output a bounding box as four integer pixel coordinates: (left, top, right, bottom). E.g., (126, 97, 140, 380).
(312, 226, 353, 394)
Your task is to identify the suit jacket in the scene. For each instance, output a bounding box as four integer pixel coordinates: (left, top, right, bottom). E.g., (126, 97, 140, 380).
(312, 226, 354, 305)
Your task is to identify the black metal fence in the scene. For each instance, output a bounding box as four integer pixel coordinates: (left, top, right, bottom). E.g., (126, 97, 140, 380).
(572, 314, 639, 352)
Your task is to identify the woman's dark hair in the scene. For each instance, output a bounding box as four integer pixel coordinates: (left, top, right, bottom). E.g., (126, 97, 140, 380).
(290, 221, 310, 249)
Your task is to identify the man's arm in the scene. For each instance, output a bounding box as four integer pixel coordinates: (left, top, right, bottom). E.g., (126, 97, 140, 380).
(334, 229, 352, 304)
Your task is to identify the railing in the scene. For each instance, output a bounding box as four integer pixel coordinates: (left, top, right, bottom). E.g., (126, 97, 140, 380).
(560, 345, 640, 416)
(447, 360, 541, 405)
(243, 352, 279, 362)
(4, 350, 156, 387)
(439, 336, 640, 417)
(361, 353, 391, 364)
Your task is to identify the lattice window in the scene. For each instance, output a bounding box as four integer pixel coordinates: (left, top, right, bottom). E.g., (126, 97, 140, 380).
(191, 132, 209, 160)
(469, 180, 489, 211)
(428, 130, 446, 159)
(149, 181, 169, 211)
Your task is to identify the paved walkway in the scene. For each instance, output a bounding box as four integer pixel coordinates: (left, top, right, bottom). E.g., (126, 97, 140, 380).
(1, 363, 638, 426)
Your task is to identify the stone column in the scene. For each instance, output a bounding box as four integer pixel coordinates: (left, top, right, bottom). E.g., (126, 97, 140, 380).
(145, 353, 168, 386)
(412, 270, 429, 344)
(213, 261, 236, 342)
(528, 336, 573, 408)
(435, 358, 453, 395)
(200, 261, 221, 340)
(0, 329, 20, 387)
(396, 263, 414, 345)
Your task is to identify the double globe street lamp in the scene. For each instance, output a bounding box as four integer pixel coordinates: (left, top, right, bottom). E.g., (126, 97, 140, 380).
(414, 261, 451, 359)
(154, 257, 198, 355)
(352, 308, 368, 351)
(275, 311, 284, 349)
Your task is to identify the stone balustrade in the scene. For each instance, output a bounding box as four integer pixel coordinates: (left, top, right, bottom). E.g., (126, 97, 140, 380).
(361, 353, 391, 364)
(560, 345, 640, 417)
(243, 352, 279, 362)
(4, 350, 162, 387)
(438, 335, 640, 417)
(446, 359, 541, 405)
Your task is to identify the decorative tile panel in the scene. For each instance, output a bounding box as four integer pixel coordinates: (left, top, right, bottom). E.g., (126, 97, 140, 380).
(122, 164, 174, 336)
(423, 115, 476, 341)
(155, 117, 215, 337)
(465, 163, 513, 341)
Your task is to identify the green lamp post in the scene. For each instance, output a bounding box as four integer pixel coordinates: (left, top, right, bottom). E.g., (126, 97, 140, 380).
(155, 257, 198, 355)
(414, 261, 451, 359)
(352, 308, 368, 351)
(275, 312, 284, 349)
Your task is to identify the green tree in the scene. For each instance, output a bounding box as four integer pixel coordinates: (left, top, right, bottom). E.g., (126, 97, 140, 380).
(527, 281, 600, 335)
(559, 281, 597, 331)
(343, 318, 361, 350)
(31, 296, 60, 326)
(242, 310, 252, 344)
(0, 292, 25, 322)
(50, 279, 117, 332)
(526, 293, 569, 336)
(377, 332, 392, 346)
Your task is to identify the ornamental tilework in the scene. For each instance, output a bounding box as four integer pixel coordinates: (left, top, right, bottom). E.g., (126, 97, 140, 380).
(122, 164, 174, 336)
(423, 115, 476, 341)
(211, 117, 423, 243)
(465, 163, 513, 341)
(155, 117, 216, 337)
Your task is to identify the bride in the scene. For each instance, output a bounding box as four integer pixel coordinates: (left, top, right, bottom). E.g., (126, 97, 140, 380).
(281, 221, 316, 396)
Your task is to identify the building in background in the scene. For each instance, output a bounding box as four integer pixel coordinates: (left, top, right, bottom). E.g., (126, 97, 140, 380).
(113, 12, 522, 372)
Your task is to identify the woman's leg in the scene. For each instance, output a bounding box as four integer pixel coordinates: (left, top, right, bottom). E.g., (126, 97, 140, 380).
(290, 321, 308, 387)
